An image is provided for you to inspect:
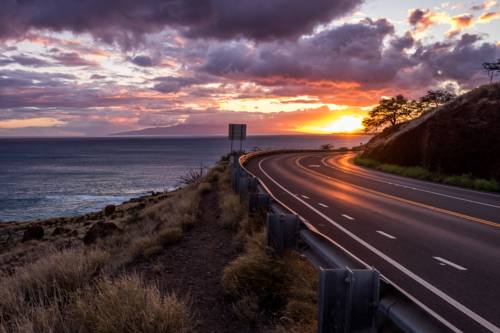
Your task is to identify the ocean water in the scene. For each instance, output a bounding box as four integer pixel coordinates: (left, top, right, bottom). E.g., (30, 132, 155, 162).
(0, 135, 370, 222)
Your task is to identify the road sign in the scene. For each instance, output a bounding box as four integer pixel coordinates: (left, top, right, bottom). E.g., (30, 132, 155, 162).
(228, 124, 246, 140)
(228, 124, 246, 152)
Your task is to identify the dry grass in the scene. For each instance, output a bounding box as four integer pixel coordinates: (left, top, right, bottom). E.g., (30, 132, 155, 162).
(0, 248, 109, 332)
(0, 173, 216, 332)
(0, 274, 194, 333)
(222, 230, 318, 330)
(217, 166, 245, 231)
(68, 275, 194, 333)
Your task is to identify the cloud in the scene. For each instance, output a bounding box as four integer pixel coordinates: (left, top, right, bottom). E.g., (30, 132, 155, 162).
(408, 8, 480, 37)
(0, 0, 362, 47)
(131, 55, 154, 67)
(447, 14, 475, 37)
(202, 19, 405, 87)
(0, 117, 65, 129)
(471, 0, 497, 11)
(408, 9, 442, 32)
(477, 11, 500, 22)
(0, 55, 50, 67)
(51, 52, 97, 67)
(152, 75, 215, 93)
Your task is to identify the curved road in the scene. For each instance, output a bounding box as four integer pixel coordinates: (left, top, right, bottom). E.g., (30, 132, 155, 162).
(245, 152, 500, 333)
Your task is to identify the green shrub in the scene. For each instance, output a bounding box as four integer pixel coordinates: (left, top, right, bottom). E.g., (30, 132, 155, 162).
(354, 157, 499, 192)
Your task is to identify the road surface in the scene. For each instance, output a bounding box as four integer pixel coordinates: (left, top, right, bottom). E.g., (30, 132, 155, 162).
(245, 152, 500, 333)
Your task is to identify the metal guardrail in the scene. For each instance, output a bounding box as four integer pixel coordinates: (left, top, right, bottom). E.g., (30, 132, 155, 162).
(230, 152, 452, 333)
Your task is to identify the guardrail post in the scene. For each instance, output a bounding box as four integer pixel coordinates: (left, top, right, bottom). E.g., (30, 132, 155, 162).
(266, 213, 299, 255)
(248, 176, 258, 193)
(318, 268, 379, 333)
(238, 174, 249, 199)
(248, 193, 271, 215)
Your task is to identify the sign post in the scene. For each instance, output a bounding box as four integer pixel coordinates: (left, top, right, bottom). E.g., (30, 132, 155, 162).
(228, 124, 247, 153)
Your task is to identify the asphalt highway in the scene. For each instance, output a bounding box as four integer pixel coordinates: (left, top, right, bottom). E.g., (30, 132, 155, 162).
(245, 152, 500, 333)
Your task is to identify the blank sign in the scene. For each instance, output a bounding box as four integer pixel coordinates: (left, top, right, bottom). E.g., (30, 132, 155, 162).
(228, 124, 247, 140)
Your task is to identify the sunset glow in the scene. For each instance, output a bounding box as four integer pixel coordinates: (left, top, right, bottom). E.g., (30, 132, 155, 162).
(0, 1, 498, 136)
(297, 115, 364, 134)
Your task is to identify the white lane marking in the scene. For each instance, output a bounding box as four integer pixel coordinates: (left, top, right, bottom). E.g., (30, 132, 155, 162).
(318, 203, 328, 208)
(376, 230, 397, 239)
(309, 164, 321, 168)
(301, 194, 310, 199)
(433, 257, 468, 271)
(320, 157, 500, 209)
(342, 214, 355, 220)
(257, 156, 497, 333)
(243, 158, 460, 332)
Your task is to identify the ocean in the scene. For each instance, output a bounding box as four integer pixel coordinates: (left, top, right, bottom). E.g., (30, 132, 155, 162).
(0, 135, 371, 222)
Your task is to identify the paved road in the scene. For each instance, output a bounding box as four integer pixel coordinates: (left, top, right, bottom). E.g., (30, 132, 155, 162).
(245, 152, 500, 333)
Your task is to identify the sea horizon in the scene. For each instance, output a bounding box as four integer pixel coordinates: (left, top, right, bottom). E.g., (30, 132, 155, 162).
(0, 135, 371, 222)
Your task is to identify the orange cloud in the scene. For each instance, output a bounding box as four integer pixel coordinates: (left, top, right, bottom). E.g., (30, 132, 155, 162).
(478, 11, 500, 22)
(447, 14, 475, 37)
(0, 118, 66, 129)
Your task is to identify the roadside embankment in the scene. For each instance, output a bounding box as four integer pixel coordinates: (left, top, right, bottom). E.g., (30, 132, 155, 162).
(0, 156, 317, 333)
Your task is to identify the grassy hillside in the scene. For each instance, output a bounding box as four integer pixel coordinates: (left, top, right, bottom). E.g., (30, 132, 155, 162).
(0, 158, 317, 333)
(361, 83, 500, 184)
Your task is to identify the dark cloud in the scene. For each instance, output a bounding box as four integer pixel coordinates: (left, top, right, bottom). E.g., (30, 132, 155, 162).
(201, 19, 499, 93)
(0, 55, 50, 67)
(410, 34, 499, 87)
(90, 74, 106, 80)
(152, 74, 215, 93)
(0, 0, 362, 47)
(202, 19, 400, 86)
(131, 55, 154, 67)
(408, 9, 428, 26)
(51, 52, 97, 67)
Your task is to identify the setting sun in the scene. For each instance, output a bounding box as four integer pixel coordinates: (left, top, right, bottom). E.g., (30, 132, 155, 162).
(297, 115, 364, 134)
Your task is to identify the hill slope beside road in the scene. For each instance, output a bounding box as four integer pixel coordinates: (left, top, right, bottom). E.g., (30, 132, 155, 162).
(362, 83, 500, 180)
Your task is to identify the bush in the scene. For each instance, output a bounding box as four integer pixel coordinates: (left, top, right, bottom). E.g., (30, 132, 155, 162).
(197, 182, 212, 195)
(222, 231, 318, 330)
(0, 249, 109, 331)
(354, 157, 500, 192)
(222, 232, 287, 313)
(68, 275, 194, 333)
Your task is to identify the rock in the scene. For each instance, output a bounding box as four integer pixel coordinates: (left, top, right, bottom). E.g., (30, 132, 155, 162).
(83, 222, 120, 245)
(104, 204, 116, 216)
(52, 227, 70, 236)
(22, 225, 44, 242)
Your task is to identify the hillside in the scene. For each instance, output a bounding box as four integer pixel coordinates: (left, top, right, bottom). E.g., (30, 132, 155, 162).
(0, 160, 317, 333)
(362, 83, 500, 180)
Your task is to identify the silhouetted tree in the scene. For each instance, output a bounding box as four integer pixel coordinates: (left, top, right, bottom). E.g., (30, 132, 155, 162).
(483, 59, 500, 82)
(320, 143, 334, 150)
(362, 95, 422, 132)
(420, 90, 456, 109)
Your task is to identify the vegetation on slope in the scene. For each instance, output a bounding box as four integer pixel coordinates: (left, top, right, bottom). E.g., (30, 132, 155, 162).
(216, 163, 319, 332)
(0, 157, 319, 333)
(354, 156, 499, 192)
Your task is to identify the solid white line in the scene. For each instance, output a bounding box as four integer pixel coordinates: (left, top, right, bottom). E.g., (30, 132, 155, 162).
(309, 164, 321, 168)
(301, 194, 310, 199)
(376, 230, 397, 239)
(242, 157, 460, 332)
(433, 257, 468, 271)
(257, 156, 498, 332)
(342, 214, 355, 220)
(318, 203, 328, 208)
(321, 157, 500, 209)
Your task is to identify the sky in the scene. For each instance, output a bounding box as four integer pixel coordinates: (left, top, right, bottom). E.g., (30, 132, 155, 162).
(0, 0, 499, 136)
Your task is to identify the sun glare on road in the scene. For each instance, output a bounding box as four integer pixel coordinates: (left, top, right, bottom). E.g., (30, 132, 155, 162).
(298, 115, 364, 134)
